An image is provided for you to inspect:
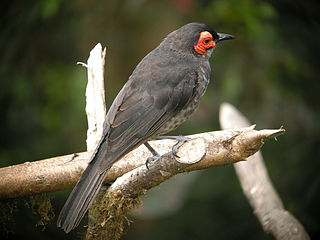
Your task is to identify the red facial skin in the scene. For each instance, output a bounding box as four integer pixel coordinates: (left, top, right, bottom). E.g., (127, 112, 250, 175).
(194, 31, 215, 55)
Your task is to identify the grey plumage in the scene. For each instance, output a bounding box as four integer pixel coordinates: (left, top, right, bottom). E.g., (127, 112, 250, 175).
(57, 22, 233, 233)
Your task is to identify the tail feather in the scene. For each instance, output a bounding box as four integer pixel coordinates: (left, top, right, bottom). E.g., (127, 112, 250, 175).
(73, 172, 107, 230)
(57, 140, 111, 233)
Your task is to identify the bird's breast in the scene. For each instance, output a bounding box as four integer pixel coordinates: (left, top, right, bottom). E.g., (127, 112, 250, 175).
(155, 66, 210, 135)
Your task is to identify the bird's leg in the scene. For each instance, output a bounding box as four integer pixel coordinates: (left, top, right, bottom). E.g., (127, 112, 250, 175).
(144, 142, 160, 169)
(154, 135, 191, 158)
(144, 136, 191, 169)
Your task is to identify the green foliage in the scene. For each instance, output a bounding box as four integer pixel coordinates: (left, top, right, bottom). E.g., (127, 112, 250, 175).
(40, 0, 63, 19)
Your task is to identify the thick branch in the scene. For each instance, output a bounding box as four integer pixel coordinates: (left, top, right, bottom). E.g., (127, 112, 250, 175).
(0, 127, 284, 199)
(106, 126, 285, 194)
(219, 102, 309, 240)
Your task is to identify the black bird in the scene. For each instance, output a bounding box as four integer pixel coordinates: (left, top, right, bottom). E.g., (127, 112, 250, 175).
(57, 22, 234, 233)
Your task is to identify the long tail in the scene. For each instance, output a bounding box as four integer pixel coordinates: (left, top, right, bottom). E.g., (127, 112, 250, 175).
(57, 139, 111, 233)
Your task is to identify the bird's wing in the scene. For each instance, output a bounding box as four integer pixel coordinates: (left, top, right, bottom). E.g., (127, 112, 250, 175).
(98, 68, 199, 171)
(57, 65, 200, 233)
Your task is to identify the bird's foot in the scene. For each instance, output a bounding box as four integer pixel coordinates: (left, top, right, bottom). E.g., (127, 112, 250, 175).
(144, 136, 191, 169)
(155, 135, 191, 158)
(171, 136, 191, 157)
(145, 154, 161, 170)
(144, 142, 161, 169)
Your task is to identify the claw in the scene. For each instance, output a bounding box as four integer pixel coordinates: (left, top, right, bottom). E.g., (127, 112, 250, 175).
(144, 142, 161, 170)
(172, 136, 190, 157)
(155, 135, 190, 158)
(144, 136, 190, 169)
(145, 154, 160, 170)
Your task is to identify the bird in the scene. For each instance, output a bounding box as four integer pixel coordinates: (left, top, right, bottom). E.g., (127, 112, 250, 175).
(57, 22, 234, 233)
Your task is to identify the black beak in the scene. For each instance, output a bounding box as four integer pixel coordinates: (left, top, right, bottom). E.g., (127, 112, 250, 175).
(217, 33, 235, 42)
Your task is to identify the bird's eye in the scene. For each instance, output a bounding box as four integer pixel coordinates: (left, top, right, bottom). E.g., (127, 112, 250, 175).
(204, 39, 210, 44)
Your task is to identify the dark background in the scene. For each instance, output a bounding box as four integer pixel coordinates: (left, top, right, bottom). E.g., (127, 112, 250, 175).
(1, 0, 319, 239)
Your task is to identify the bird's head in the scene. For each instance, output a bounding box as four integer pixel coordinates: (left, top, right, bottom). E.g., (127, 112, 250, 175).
(162, 22, 234, 58)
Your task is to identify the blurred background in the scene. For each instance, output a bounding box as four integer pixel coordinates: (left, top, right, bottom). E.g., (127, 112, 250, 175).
(1, 0, 319, 239)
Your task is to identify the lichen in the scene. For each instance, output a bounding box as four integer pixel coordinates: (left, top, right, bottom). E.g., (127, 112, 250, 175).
(85, 188, 146, 240)
(0, 198, 18, 237)
(0, 193, 54, 237)
(26, 194, 55, 230)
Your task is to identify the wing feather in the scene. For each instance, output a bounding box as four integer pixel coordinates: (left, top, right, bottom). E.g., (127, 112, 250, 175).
(98, 70, 198, 171)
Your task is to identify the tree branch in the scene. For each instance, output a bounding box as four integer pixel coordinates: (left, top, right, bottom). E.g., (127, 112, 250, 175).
(80, 43, 107, 152)
(219, 102, 310, 240)
(0, 127, 284, 199)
